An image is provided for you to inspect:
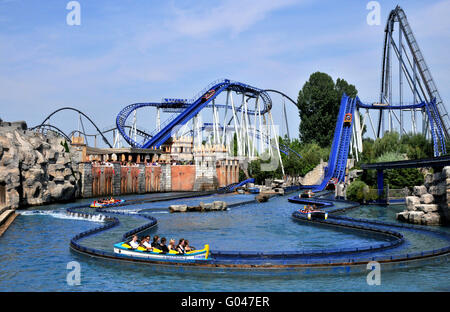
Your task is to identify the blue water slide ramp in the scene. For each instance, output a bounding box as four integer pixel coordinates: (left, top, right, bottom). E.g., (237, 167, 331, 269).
(309, 94, 350, 192)
(229, 178, 255, 191)
(334, 96, 357, 182)
(429, 98, 447, 155)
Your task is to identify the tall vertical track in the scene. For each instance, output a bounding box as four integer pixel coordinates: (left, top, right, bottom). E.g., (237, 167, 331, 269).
(379, 5, 450, 139)
(306, 95, 446, 191)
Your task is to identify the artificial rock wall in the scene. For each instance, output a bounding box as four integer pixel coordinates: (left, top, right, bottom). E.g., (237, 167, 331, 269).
(397, 166, 450, 225)
(0, 121, 78, 209)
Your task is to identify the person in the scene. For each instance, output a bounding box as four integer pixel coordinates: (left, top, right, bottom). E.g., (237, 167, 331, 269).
(151, 235, 161, 249)
(176, 238, 185, 254)
(184, 240, 195, 252)
(129, 235, 139, 249)
(168, 239, 176, 251)
(159, 237, 169, 253)
(141, 236, 152, 251)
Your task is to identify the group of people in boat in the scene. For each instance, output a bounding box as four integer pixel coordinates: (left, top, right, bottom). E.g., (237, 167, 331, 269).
(302, 204, 318, 213)
(92, 197, 118, 205)
(127, 234, 195, 254)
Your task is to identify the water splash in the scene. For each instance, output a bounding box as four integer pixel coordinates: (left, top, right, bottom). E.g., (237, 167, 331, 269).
(18, 210, 105, 223)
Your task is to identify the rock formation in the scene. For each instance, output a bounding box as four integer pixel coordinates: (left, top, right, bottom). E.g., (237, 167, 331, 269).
(0, 121, 79, 209)
(169, 201, 227, 213)
(396, 167, 450, 225)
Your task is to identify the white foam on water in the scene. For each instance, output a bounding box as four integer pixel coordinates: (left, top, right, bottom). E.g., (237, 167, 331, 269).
(107, 209, 140, 214)
(18, 210, 105, 223)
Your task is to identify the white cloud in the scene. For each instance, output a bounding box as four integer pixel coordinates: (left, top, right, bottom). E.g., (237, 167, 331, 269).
(168, 0, 301, 37)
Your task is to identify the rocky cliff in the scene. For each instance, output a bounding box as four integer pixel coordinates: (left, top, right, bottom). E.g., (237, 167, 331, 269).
(0, 120, 79, 209)
(397, 166, 450, 225)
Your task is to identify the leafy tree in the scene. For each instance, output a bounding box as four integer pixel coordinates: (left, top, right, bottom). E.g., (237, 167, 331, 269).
(385, 168, 424, 190)
(247, 159, 282, 184)
(278, 136, 330, 177)
(297, 72, 357, 147)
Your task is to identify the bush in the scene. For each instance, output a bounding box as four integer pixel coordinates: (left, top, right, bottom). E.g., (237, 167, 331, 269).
(346, 180, 368, 203)
(248, 159, 282, 185)
(346, 180, 379, 203)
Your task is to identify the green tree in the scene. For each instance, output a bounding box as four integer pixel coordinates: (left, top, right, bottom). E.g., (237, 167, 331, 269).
(297, 72, 357, 147)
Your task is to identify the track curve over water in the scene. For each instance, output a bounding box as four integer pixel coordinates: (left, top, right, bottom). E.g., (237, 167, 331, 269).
(66, 192, 450, 274)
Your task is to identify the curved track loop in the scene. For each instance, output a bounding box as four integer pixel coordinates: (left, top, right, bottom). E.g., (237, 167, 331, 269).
(34, 107, 113, 148)
(29, 124, 72, 142)
(67, 192, 450, 271)
(116, 79, 273, 148)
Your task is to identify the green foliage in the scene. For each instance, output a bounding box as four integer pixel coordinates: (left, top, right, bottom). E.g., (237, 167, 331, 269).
(385, 168, 424, 190)
(357, 132, 431, 189)
(360, 149, 424, 190)
(233, 133, 238, 157)
(248, 159, 282, 185)
(297, 72, 357, 147)
(359, 132, 433, 164)
(279, 136, 330, 177)
(346, 180, 377, 203)
(60, 140, 70, 153)
(375, 151, 405, 163)
(239, 168, 246, 182)
(400, 133, 434, 159)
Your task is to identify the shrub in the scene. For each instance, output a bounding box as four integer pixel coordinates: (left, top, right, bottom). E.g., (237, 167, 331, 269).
(346, 180, 368, 203)
(346, 180, 379, 203)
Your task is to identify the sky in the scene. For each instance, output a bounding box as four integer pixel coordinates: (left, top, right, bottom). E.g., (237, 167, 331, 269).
(0, 0, 449, 145)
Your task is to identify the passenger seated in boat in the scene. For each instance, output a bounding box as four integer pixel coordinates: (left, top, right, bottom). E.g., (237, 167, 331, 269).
(184, 240, 195, 252)
(151, 235, 161, 249)
(168, 239, 176, 251)
(129, 235, 140, 249)
(141, 236, 153, 251)
(159, 237, 169, 253)
(176, 238, 185, 254)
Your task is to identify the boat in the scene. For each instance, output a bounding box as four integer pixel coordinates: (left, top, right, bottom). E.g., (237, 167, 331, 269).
(343, 113, 352, 126)
(248, 187, 260, 194)
(200, 89, 216, 103)
(90, 199, 125, 208)
(113, 242, 210, 261)
(300, 190, 314, 198)
(298, 209, 328, 220)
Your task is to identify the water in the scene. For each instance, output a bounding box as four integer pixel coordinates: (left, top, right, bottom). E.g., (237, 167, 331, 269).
(0, 193, 449, 291)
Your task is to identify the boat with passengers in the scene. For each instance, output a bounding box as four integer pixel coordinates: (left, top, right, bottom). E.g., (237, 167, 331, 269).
(113, 242, 210, 261)
(90, 198, 125, 208)
(298, 205, 328, 220)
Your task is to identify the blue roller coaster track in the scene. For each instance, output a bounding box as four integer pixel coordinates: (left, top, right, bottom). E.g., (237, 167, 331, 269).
(304, 94, 447, 192)
(116, 79, 273, 149)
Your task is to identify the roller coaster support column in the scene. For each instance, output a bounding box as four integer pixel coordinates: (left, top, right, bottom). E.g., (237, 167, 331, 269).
(268, 111, 285, 177)
(377, 169, 384, 199)
(157, 108, 161, 132)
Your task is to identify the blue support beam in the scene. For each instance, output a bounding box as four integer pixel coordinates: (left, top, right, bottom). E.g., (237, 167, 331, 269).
(377, 169, 384, 198)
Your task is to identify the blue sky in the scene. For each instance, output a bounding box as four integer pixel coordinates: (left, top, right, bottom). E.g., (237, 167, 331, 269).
(0, 0, 449, 142)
